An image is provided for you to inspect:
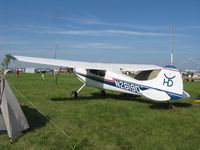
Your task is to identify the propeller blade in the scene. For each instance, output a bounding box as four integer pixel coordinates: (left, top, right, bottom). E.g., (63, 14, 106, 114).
(55, 67, 62, 85)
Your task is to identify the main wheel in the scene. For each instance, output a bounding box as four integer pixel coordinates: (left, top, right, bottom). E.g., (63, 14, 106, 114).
(71, 91, 78, 98)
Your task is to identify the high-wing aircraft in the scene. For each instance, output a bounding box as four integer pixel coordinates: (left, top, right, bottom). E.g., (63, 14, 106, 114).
(8, 55, 190, 102)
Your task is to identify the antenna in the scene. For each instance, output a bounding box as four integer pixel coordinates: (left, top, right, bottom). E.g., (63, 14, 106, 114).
(170, 25, 174, 65)
(54, 44, 58, 75)
(54, 44, 58, 59)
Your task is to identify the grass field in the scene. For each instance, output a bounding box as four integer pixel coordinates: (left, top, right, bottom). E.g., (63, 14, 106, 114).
(1, 73, 200, 150)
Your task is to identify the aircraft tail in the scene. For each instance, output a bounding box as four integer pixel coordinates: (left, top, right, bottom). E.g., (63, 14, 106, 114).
(140, 65, 188, 101)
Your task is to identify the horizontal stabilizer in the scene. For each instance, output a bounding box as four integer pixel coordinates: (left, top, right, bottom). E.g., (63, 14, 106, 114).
(182, 91, 190, 99)
(141, 89, 170, 101)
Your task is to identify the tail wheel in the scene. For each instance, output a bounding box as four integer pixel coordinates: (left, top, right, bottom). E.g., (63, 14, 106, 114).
(71, 91, 78, 98)
(100, 90, 106, 96)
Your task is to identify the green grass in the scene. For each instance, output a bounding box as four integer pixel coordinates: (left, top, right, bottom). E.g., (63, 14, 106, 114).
(1, 73, 200, 150)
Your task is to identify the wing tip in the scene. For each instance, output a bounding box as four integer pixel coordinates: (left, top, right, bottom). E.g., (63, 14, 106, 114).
(6, 54, 17, 60)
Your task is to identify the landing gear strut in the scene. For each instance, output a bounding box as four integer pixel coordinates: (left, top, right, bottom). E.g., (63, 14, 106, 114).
(71, 83, 86, 98)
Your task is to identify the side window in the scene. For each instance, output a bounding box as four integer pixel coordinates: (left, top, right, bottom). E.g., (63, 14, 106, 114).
(89, 69, 98, 75)
(134, 70, 161, 80)
(88, 69, 106, 77)
(99, 70, 106, 77)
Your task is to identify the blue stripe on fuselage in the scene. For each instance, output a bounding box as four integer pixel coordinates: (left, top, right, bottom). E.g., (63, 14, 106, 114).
(75, 72, 182, 100)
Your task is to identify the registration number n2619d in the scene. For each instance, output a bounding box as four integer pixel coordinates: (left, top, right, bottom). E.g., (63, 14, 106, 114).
(114, 79, 140, 93)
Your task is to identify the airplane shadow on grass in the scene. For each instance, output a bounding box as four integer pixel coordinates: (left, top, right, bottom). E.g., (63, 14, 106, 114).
(150, 102, 192, 110)
(50, 92, 192, 110)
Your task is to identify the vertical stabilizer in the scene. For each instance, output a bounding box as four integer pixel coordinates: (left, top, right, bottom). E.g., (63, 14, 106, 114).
(170, 25, 174, 66)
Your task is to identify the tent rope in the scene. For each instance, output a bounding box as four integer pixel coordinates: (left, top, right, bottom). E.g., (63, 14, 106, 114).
(6, 79, 71, 140)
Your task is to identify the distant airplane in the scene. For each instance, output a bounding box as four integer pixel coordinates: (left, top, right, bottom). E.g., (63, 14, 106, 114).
(182, 70, 200, 82)
(8, 55, 190, 102)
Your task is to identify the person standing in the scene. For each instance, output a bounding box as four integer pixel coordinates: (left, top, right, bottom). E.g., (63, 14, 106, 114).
(16, 68, 19, 77)
(41, 70, 46, 79)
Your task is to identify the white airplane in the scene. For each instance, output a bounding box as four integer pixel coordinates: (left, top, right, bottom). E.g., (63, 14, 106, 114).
(8, 55, 190, 102)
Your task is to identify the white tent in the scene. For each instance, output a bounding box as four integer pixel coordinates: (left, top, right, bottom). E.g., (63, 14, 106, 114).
(0, 77, 30, 141)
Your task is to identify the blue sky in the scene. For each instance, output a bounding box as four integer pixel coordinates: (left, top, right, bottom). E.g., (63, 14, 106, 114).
(0, 0, 200, 69)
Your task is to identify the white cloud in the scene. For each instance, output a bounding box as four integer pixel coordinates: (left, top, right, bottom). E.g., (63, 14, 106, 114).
(63, 42, 132, 49)
(105, 30, 169, 36)
(44, 29, 169, 37)
(58, 16, 168, 30)
(58, 16, 105, 25)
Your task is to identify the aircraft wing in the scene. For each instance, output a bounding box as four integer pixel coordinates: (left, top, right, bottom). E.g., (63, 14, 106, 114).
(9, 55, 161, 72)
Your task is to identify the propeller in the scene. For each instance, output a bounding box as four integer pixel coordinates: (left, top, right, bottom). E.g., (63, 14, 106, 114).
(46, 66, 63, 99)
(55, 67, 62, 85)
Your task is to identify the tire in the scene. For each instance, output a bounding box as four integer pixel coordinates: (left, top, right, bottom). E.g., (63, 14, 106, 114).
(71, 91, 78, 98)
(100, 90, 106, 96)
